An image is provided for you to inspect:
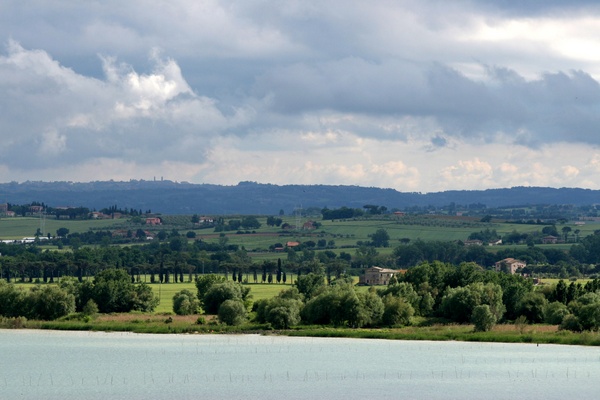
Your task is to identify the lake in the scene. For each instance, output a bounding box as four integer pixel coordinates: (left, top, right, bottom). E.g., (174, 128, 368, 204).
(1, 330, 599, 399)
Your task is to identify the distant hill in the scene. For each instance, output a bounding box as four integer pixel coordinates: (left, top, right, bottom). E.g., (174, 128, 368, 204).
(1, 180, 600, 215)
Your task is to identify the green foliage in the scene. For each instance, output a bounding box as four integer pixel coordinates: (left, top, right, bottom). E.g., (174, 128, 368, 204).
(381, 295, 414, 326)
(544, 301, 569, 325)
(440, 286, 477, 323)
(567, 293, 600, 331)
(132, 283, 159, 312)
(378, 282, 422, 315)
(195, 274, 227, 300)
(29, 285, 75, 320)
(295, 273, 325, 299)
(369, 228, 390, 247)
(439, 282, 505, 323)
(0, 280, 26, 317)
(172, 289, 200, 315)
(218, 299, 248, 325)
(203, 281, 250, 314)
(92, 268, 136, 313)
(559, 314, 582, 332)
(516, 292, 547, 323)
(0, 281, 74, 320)
(301, 284, 382, 328)
(471, 304, 496, 332)
(82, 299, 99, 316)
(253, 287, 305, 328)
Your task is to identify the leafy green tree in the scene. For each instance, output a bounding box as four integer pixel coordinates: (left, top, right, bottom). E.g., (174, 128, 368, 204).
(517, 292, 547, 323)
(82, 299, 99, 316)
(295, 273, 325, 299)
(378, 282, 422, 315)
(300, 284, 381, 328)
(559, 314, 582, 332)
(218, 299, 247, 325)
(195, 274, 227, 300)
(255, 294, 304, 329)
(544, 301, 569, 325)
(439, 282, 505, 323)
(562, 226, 572, 242)
(381, 295, 414, 326)
(241, 216, 261, 229)
(440, 286, 477, 323)
(553, 280, 568, 304)
(369, 229, 390, 247)
(157, 230, 167, 241)
(92, 268, 136, 313)
(132, 283, 159, 312)
(0, 281, 26, 317)
(471, 304, 496, 332)
(30, 285, 76, 320)
(56, 227, 69, 237)
(356, 289, 384, 327)
(173, 289, 200, 315)
(203, 281, 250, 314)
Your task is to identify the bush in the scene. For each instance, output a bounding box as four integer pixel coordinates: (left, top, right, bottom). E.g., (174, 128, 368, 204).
(82, 299, 99, 316)
(173, 289, 200, 315)
(381, 295, 414, 327)
(471, 304, 496, 332)
(517, 292, 547, 323)
(295, 273, 326, 299)
(544, 301, 569, 325)
(30, 285, 76, 320)
(203, 282, 250, 314)
(218, 299, 247, 325)
(559, 314, 582, 332)
(195, 274, 227, 300)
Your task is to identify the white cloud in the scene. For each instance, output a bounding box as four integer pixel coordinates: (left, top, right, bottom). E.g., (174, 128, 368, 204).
(2, 1, 600, 193)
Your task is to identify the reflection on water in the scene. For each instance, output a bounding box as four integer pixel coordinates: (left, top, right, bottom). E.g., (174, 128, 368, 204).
(1, 330, 599, 400)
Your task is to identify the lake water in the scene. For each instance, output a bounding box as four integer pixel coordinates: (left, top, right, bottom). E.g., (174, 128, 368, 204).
(1, 330, 599, 399)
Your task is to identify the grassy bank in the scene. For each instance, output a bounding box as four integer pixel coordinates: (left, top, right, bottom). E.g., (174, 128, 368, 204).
(5, 313, 600, 347)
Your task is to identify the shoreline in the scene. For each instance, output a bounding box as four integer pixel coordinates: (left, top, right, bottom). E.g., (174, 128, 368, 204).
(4, 314, 600, 346)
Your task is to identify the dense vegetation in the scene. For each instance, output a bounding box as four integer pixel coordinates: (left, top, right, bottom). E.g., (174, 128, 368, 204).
(3, 197, 600, 341)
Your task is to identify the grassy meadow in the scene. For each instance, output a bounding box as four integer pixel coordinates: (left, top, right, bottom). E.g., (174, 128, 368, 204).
(2, 213, 598, 258)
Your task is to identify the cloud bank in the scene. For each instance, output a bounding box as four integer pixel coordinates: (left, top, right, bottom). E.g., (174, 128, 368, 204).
(1, 1, 600, 192)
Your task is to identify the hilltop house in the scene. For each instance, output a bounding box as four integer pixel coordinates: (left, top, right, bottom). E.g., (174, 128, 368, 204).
(359, 266, 404, 286)
(495, 258, 526, 274)
(145, 217, 162, 225)
(542, 235, 558, 244)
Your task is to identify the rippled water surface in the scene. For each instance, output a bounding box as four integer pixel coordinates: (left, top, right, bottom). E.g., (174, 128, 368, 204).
(1, 330, 599, 399)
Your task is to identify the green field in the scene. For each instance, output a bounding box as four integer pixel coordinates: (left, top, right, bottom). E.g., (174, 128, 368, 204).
(0, 217, 123, 239)
(2, 214, 597, 246)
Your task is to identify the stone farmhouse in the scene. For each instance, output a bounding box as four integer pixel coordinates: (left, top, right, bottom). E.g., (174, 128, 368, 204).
(359, 266, 404, 285)
(494, 258, 526, 274)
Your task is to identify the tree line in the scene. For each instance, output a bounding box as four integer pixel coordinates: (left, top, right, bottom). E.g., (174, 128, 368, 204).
(172, 263, 600, 333)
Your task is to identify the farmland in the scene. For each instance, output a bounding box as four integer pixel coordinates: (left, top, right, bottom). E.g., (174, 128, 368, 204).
(2, 213, 597, 261)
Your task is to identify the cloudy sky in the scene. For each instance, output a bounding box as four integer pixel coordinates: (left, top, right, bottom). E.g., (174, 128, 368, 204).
(2, 1, 600, 192)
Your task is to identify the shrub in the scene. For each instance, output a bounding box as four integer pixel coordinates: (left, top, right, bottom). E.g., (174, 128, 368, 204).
(559, 314, 582, 332)
(82, 299, 99, 317)
(544, 301, 569, 325)
(381, 295, 414, 327)
(203, 282, 250, 314)
(173, 289, 200, 315)
(471, 304, 496, 332)
(195, 274, 226, 300)
(218, 299, 247, 325)
(516, 292, 547, 323)
(30, 285, 76, 320)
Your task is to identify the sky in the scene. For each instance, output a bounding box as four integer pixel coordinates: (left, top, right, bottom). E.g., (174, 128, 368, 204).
(2, 1, 600, 193)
